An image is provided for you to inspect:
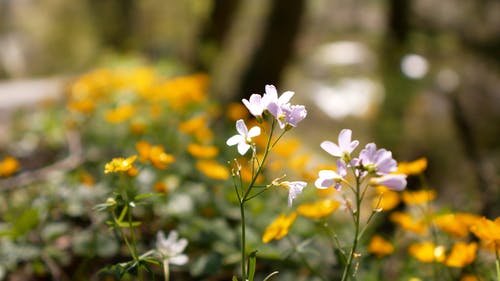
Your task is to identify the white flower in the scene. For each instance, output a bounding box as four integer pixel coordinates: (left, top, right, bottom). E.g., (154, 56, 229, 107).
(263, 84, 294, 109)
(156, 230, 189, 265)
(226, 119, 261, 155)
(276, 180, 307, 207)
(242, 94, 266, 118)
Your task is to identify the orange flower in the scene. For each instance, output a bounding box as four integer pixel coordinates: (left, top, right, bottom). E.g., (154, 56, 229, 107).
(179, 115, 208, 134)
(445, 242, 477, 268)
(226, 102, 249, 121)
(433, 213, 480, 238)
(262, 213, 297, 243)
(105, 104, 135, 124)
(0, 156, 20, 177)
(402, 189, 436, 205)
(104, 155, 137, 174)
(196, 160, 230, 180)
(470, 216, 500, 252)
(390, 212, 428, 234)
(274, 138, 301, 158)
(368, 235, 394, 258)
(460, 274, 480, 281)
(136, 141, 175, 170)
(297, 199, 340, 219)
(373, 186, 400, 211)
(187, 143, 219, 158)
(408, 241, 446, 263)
(397, 157, 427, 175)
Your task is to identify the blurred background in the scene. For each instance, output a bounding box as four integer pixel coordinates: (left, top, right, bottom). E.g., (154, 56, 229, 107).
(0, 0, 499, 224)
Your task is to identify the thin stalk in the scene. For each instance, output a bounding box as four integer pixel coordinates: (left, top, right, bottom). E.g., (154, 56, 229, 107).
(496, 246, 500, 281)
(341, 175, 361, 281)
(240, 202, 247, 280)
(163, 260, 170, 281)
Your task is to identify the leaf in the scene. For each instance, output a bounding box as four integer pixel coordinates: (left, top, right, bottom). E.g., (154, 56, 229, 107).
(115, 221, 142, 228)
(134, 193, 158, 201)
(247, 250, 258, 281)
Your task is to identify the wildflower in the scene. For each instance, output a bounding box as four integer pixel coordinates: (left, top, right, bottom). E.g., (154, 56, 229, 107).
(104, 155, 137, 174)
(372, 186, 400, 211)
(408, 241, 446, 263)
(196, 160, 230, 180)
(297, 199, 340, 219)
(282, 104, 307, 129)
(242, 93, 266, 119)
(136, 141, 175, 170)
(315, 160, 347, 190)
(470, 216, 500, 251)
(445, 242, 477, 268)
(105, 104, 135, 124)
(187, 143, 219, 158)
(274, 138, 301, 157)
(460, 274, 480, 281)
(390, 212, 427, 234)
(402, 189, 436, 205)
(0, 156, 20, 177)
(179, 114, 208, 135)
(263, 84, 294, 110)
(156, 230, 189, 265)
(370, 174, 407, 191)
(320, 129, 359, 161)
(368, 235, 394, 258)
(226, 119, 261, 155)
(262, 213, 297, 243)
(397, 157, 427, 175)
(226, 102, 249, 121)
(358, 143, 397, 175)
(274, 180, 307, 207)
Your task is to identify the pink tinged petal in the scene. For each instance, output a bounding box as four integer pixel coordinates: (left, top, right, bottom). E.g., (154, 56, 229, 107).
(237, 142, 251, 155)
(247, 126, 261, 138)
(371, 174, 407, 191)
(279, 90, 295, 105)
(226, 135, 243, 146)
(235, 119, 248, 135)
(315, 178, 334, 189)
(265, 84, 278, 101)
(267, 101, 281, 118)
(242, 94, 264, 116)
(320, 141, 342, 157)
(285, 105, 307, 127)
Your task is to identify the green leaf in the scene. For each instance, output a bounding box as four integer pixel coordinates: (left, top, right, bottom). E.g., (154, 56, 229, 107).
(134, 193, 158, 201)
(115, 221, 142, 228)
(247, 250, 258, 281)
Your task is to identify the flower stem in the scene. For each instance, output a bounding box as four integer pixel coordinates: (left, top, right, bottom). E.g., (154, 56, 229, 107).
(495, 246, 500, 281)
(163, 259, 170, 281)
(341, 175, 362, 281)
(240, 201, 247, 280)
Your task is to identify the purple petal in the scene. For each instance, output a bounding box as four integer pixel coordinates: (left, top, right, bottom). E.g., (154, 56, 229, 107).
(235, 119, 248, 136)
(371, 174, 407, 191)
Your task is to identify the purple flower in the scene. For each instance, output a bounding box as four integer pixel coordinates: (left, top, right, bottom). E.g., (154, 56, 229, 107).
(263, 84, 294, 109)
(320, 129, 359, 160)
(283, 104, 307, 128)
(370, 174, 407, 191)
(226, 119, 261, 155)
(242, 94, 266, 118)
(315, 160, 347, 190)
(358, 143, 397, 175)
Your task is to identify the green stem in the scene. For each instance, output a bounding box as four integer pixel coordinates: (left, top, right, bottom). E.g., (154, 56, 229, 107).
(163, 260, 170, 281)
(496, 246, 500, 281)
(240, 202, 247, 280)
(341, 175, 362, 281)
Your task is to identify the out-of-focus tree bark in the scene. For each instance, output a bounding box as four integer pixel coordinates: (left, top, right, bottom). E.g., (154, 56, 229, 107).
(88, 0, 135, 51)
(238, 0, 305, 99)
(195, 0, 242, 71)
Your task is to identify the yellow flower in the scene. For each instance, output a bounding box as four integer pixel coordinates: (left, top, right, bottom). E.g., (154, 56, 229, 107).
(373, 186, 401, 211)
(179, 115, 208, 134)
(129, 121, 146, 135)
(460, 274, 480, 281)
(274, 138, 301, 158)
(297, 199, 340, 219)
(390, 212, 428, 234)
(397, 157, 427, 175)
(196, 160, 230, 180)
(187, 143, 219, 158)
(408, 241, 446, 263)
(368, 235, 394, 258)
(135, 141, 175, 170)
(67, 98, 95, 114)
(226, 102, 249, 121)
(470, 216, 500, 252)
(0, 156, 20, 177)
(262, 213, 297, 243)
(105, 104, 135, 124)
(104, 155, 137, 174)
(79, 171, 95, 186)
(445, 242, 477, 268)
(402, 189, 436, 205)
(433, 213, 480, 238)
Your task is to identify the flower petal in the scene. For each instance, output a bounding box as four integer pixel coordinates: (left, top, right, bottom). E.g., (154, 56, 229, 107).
(237, 142, 251, 155)
(320, 141, 341, 157)
(247, 126, 261, 138)
(235, 119, 248, 136)
(226, 135, 243, 146)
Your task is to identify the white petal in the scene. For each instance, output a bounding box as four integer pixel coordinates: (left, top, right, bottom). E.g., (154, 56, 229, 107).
(265, 84, 278, 100)
(338, 129, 352, 149)
(169, 254, 189, 265)
(247, 126, 261, 138)
(226, 135, 243, 146)
(279, 91, 295, 104)
(237, 142, 251, 155)
(318, 170, 339, 179)
(320, 141, 341, 157)
(235, 119, 248, 136)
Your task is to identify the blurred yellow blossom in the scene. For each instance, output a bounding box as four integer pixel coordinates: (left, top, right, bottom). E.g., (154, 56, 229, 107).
(104, 155, 137, 174)
(196, 160, 230, 180)
(460, 274, 479, 281)
(470, 216, 500, 252)
(105, 104, 135, 124)
(67, 98, 95, 114)
(226, 102, 249, 121)
(397, 157, 427, 175)
(408, 241, 446, 263)
(0, 156, 20, 177)
(262, 213, 297, 243)
(368, 235, 394, 258)
(402, 189, 436, 205)
(274, 138, 301, 158)
(390, 212, 428, 234)
(187, 143, 219, 158)
(179, 115, 208, 134)
(433, 213, 480, 238)
(445, 242, 477, 268)
(135, 141, 175, 170)
(373, 186, 400, 211)
(297, 199, 340, 219)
